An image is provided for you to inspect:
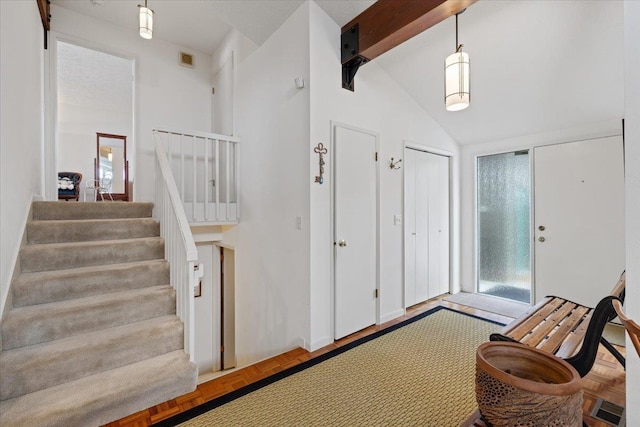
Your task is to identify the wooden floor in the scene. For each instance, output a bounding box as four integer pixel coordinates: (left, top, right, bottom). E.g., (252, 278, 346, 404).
(103, 298, 626, 427)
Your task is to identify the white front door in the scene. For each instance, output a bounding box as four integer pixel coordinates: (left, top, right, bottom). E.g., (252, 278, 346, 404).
(534, 136, 625, 307)
(334, 125, 378, 340)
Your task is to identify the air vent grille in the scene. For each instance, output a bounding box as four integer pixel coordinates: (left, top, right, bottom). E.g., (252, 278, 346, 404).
(180, 52, 194, 68)
(590, 398, 625, 427)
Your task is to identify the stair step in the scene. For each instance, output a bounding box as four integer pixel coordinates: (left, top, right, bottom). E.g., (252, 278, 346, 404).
(12, 259, 169, 307)
(31, 201, 153, 220)
(1, 285, 175, 350)
(27, 218, 160, 244)
(0, 350, 197, 427)
(0, 315, 183, 401)
(19, 237, 164, 273)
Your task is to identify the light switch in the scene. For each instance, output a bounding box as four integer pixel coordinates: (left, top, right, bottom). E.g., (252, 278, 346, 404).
(393, 214, 402, 226)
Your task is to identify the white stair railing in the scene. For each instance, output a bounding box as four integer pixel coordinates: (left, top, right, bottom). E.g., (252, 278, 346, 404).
(153, 128, 240, 224)
(153, 134, 199, 362)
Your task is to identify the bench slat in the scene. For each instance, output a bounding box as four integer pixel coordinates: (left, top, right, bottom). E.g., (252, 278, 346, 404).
(505, 298, 564, 341)
(555, 309, 595, 358)
(499, 296, 554, 337)
(521, 300, 577, 349)
(539, 305, 591, 354)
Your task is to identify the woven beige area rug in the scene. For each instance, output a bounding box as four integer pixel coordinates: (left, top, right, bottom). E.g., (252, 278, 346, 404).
(157, 307, 502, 427)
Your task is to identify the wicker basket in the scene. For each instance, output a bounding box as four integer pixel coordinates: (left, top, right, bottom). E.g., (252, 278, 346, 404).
(475, 341, 583, 427)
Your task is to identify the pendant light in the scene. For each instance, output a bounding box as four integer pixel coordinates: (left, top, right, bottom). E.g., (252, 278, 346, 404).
(444, 12, 470, 111)
(138, 0, 154, 40)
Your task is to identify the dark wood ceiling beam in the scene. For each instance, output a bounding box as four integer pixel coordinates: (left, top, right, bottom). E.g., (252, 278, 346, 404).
(36, 0, 51, 49)
(341, 0, 477, 91)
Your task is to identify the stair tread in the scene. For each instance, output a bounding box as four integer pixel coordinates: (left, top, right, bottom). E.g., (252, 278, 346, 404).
(19, 237, 165, 273)
(5, 285, 173, 321)
(1, 315, 181, 360)
(27, 218, 160, 243)
(13, 258, 168, 282)
(21, 235, 163, 250)
(28, 217, 159, 225)
(0, 350, 197, 427)
(32, 201, 154, 220)
(0, 315, 183, 400)
(12, 259, 170, 308)
(2, 285, 175, 350)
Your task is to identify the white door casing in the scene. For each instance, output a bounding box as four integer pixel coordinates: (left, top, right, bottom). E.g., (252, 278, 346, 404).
(333, 124, 378, 340)
(534, 136, 625, 307)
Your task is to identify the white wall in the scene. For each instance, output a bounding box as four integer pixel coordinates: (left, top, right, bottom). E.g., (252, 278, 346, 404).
(459, 119, 622, 293)
(0, 1, 45, 318)
(234, 2, 311, 366)
(623, 0, 640, 421)
(308, 2, 461, 349)
(50, 5, 212, 202)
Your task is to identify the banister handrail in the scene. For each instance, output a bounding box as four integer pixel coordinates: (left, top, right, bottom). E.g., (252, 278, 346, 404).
(153, 134, 198, 261)
(152, 132, 198, 361)
(154, 127, 241, 143)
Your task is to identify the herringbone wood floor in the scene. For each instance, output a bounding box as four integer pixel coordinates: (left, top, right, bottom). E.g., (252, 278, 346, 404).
(103, 297, 626, 427)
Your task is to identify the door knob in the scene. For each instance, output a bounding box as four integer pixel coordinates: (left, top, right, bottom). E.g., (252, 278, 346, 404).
(538, 236, 546, 242)
(338, 240, 348, 247)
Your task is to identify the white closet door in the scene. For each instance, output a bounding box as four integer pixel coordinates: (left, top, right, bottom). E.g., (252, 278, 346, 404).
(415, 152, 430, 303)
(429, 154, 450, 297)
(404, 149, 417, 307)
(334, 125, 378, 340)
(404, 148, 450, 307)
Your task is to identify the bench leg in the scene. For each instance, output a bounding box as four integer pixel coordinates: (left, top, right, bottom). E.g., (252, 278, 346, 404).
(565, 296, 619, 377)
(600, 337, 626, 369)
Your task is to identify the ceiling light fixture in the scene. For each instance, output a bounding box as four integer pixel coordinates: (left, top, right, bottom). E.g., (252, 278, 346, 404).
(444, 11, 470, 111)
(138, 0, 154, 40)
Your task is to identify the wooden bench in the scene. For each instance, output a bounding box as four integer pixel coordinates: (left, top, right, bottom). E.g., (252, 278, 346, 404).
(490, 272, 626, 377)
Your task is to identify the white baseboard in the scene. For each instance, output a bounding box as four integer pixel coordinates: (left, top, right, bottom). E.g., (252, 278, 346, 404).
(379, 308, 406, 324)
(309, 336, 333, 352)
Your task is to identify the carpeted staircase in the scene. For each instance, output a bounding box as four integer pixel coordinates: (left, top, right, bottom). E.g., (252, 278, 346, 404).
(0, 201, 197, 426)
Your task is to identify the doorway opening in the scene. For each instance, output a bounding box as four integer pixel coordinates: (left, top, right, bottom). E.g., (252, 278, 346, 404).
(55, 40, 134, 201)
(476, 150, 531, 303)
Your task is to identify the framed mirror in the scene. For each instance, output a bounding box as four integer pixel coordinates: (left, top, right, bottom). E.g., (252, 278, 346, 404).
(96, 132, 129, 201)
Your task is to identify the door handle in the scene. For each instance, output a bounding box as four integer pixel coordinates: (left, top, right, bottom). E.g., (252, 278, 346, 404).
(338, 240, 348, 247)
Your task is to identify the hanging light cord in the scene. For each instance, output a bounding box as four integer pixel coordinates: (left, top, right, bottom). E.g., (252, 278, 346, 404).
(455, 12, 464, 53)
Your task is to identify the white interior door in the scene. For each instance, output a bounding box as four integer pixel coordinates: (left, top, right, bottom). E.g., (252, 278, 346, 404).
(404, 149, 417, 306)
(404, 148, 450, 307)
(534, 136, 625, 307)
(334, 125, 377, 340)
(415, 152, 430, 303)
(429, 153, 450, 297)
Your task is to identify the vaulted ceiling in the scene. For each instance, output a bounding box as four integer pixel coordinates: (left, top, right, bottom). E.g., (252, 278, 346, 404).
(51, 0, 624, 146)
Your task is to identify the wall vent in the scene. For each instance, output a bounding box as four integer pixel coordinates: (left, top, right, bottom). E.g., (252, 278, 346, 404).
(590, 398, 625, 426)
(180, 52, 194, 68)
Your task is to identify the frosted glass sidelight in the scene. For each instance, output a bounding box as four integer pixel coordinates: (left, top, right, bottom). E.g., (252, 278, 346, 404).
(477, 151, 531, 303)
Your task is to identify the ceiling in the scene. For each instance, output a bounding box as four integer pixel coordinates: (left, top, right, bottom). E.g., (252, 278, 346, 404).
(51, 0, 625, 146)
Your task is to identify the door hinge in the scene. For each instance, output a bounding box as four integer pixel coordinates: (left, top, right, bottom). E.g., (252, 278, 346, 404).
(220, 345, 225, 353)
(212, 87, 215, 95)
(375, 152, 379, 161)
(375, 289, 379, 298)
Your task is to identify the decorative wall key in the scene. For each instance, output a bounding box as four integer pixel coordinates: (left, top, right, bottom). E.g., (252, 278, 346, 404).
(314, 142, 328, 184)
